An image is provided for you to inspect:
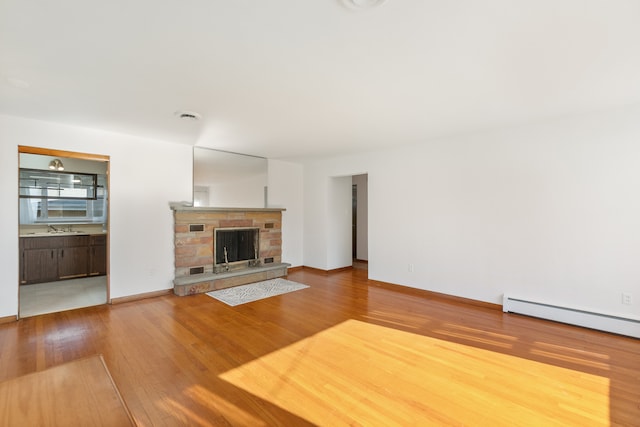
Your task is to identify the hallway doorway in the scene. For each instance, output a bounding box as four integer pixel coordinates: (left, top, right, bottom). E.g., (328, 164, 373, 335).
(352, 174, 368, 266)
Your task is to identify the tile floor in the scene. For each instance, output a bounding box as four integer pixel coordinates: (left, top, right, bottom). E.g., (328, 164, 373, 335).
(19, 276, 108, 318)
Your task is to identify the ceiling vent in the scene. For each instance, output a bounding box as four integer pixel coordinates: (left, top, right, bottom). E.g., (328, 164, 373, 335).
(174, 110, 202, 121)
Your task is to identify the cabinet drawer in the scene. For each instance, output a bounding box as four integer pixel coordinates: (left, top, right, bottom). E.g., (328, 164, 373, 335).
(90, 235, 107, 246)
(22, 237, 64, 250)
(60, 235, 90, 247)
(22, 235, 90, 249)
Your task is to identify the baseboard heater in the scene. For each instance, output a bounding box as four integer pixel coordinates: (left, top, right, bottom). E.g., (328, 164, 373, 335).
(503, 295, 640, 339)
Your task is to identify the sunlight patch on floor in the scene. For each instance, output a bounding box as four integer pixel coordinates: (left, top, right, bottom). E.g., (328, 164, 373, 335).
(220, 319, 610, 426)
(157, 385, 267, 427)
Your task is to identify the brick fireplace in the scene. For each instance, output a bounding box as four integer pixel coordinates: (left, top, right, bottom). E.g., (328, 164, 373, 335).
(171, 205, 289, 296)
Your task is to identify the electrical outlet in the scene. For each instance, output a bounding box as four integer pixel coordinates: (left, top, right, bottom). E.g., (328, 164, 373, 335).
(622, 293, 633, 305)
(408, 263, 414, 273)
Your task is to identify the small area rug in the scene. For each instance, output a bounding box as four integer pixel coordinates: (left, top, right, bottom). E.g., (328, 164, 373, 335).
(206, 278, 309, 306)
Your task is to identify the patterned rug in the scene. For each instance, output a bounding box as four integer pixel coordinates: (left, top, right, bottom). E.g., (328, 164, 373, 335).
(206, 278, 309, 306)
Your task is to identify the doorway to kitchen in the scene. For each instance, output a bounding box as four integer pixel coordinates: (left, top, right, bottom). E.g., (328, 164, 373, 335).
(18, 146, 109, 318)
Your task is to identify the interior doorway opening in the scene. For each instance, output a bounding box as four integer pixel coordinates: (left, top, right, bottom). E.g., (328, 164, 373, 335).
(352, 174, 368, 269)
(18, 146, 110, 318)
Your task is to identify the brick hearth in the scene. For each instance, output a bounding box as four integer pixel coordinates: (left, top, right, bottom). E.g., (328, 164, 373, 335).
(171, 206, 289, 296)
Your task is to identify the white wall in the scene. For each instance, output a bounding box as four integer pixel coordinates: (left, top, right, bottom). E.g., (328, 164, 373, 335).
(0, 114, 193, 317)
(5, 104, 639, 322)
(267, 159, 303, 267)
(0, 127, 20, 318)
(302, 162, 329, 270)
(302, 105, 640, 320)
(301, 167, 363, 271)
(328, 176, 353, 270)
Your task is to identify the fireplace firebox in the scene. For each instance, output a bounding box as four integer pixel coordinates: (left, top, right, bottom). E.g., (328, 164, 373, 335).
(214, 227, 260, 269)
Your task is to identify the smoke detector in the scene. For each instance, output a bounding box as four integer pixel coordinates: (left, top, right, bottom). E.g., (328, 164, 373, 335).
(174, 110, 202, 121)
(341, 0, 388, 10)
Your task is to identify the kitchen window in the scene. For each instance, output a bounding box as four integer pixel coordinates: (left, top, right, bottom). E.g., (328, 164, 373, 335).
(19, 169, 107, 224)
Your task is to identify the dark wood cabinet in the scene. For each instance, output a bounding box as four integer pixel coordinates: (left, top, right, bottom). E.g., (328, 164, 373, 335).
(89, 235, 107, 276)
(22, 248, 58, 284)
(20, 234, 106, 285)
(57, 235, 90, 279)
(58, 247, 89, 279)
(21, 236, 61, 285)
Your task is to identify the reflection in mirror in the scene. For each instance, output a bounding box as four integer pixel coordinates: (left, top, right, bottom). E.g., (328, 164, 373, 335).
(193, 147, 268, 208)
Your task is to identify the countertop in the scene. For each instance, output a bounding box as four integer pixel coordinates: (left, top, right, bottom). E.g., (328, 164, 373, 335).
(20, 231, 107, 238)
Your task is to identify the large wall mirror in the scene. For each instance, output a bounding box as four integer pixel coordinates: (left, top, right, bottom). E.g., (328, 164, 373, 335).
(193, 147, 268, 208)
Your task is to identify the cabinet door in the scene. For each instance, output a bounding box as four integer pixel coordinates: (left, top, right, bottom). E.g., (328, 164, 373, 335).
(58, 246, 89, 279)
(23, 249, 58, 284)
(89, 244, 107, 276)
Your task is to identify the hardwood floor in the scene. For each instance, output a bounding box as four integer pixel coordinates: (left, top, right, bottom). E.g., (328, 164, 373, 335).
(0, 267, 638, 426)
(0, 355, 135, 426)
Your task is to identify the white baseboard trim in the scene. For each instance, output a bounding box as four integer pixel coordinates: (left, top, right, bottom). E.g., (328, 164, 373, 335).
(503, 295, 640, 338)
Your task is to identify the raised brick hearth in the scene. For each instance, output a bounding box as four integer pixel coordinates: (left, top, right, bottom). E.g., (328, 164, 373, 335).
(171, 206, 289, 296)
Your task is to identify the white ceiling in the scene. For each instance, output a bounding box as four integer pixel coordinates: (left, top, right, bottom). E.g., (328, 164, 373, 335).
(2, 0, 640, 159)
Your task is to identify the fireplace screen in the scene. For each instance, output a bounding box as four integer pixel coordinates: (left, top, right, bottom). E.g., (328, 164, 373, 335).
(214, 227, 259, 265)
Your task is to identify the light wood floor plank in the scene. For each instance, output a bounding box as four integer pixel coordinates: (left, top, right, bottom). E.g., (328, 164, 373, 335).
(0, 355, 135, 426)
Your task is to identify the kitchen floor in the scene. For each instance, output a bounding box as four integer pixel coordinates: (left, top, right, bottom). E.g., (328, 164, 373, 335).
(19, 276, 107, 318)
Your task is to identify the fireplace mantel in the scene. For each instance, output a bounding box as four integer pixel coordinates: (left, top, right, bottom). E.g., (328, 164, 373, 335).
(171, 205, 289, 296)
(170, 203, 286, 214)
